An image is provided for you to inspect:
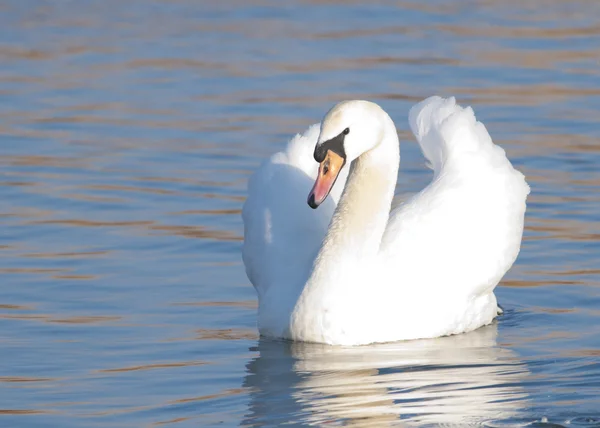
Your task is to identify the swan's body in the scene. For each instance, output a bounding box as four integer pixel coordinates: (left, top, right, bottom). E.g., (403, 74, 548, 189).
(243, 96, 529, 346)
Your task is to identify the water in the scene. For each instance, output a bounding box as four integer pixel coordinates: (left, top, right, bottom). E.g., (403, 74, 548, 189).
(1, 1, 600, 426)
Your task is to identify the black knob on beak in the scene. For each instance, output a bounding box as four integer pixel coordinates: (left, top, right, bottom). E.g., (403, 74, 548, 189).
(314, 144, 327, 162)
(313, 130, 347, 163)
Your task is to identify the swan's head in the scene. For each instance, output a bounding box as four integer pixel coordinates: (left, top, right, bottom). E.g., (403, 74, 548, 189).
(308, 100, 387, 209)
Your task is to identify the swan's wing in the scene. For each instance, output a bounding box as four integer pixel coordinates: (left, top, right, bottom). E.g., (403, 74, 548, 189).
(381, 97, 530, 299)
(242, 124, 348, 298)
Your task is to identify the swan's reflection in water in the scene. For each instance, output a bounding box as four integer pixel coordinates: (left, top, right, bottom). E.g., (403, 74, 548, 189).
(243, 324, 528, 426)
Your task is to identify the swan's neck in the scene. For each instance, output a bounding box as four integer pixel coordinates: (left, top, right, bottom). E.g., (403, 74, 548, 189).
(312, 119, 400, 281)
(289, 115, 399, 341)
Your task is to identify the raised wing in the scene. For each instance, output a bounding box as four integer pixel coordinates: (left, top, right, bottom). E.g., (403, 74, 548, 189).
(381, 97, 529, 299)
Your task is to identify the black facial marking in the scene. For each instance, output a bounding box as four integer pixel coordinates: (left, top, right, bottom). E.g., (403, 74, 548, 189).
(313, 129, 347, 163)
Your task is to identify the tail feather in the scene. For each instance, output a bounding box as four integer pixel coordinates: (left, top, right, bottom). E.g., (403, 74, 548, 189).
(409, 96, 501, 173)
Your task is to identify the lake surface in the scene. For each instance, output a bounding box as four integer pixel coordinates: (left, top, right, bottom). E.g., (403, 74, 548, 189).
(1, 1, 600, 426)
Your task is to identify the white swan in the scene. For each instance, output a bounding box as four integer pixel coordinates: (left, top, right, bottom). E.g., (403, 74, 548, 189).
(242, 96, 529, 346)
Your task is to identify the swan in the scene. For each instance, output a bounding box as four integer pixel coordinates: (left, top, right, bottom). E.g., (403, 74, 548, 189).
(242, 96, 529, 346)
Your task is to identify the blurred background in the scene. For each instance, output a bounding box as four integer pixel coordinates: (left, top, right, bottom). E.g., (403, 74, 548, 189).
(1, 1, 600, 426)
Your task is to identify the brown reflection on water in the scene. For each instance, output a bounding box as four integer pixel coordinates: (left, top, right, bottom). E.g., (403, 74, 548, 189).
(49, 316, 120, 324)
(169, 388, 247, 404)
(528, 219, 600, 242)
(308, 25, 411, 40)
(451, 84, 600, 106)
(439, 23, 600, 39)
(231, 92, 423, 109)
(59, 193, 126, 204)
(149, 224, 242, 241)
(503, 278, 585, 288)
(0, 268, 67, 275)
(564, 349, 600, 357)
(172, 301, 257, 309)
(0, 377, 56, 383)
(274, 56, 459, 74)
(169, 209, 242, 216)
(153, 417, 190, 426)
(0, 409, 53, 415)
(195, 328, 258, 341)
(0, 312, 121, 325)
(22, 251, 109, 259)
(83, 184, 178, 196)
(403, 0, 600, 21)
(29, 219, 153, 228)
(5, 155, 88, 169)
(51, 274, 96, 280)
(0, 303, 33, 309)
(97, 360, 208, 374)
(466, 43, 599, 70)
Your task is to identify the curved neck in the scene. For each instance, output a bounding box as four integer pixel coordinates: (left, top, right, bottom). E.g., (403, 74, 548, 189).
(312, 117, 400, 280)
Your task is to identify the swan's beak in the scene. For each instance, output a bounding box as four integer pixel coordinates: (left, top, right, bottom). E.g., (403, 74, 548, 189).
(307, 150, 345, 209)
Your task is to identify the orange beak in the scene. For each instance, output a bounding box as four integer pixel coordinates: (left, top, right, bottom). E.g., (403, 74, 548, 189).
(307, 150, 346, 209)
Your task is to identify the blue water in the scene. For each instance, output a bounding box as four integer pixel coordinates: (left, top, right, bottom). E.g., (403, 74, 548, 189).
(1, 1, 600, 426)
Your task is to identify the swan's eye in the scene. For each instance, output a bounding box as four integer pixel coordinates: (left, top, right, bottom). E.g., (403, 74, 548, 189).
(343, 128, 350, 135)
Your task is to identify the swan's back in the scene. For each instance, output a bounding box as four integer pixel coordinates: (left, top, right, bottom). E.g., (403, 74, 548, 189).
(382, 97, 529, 306)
